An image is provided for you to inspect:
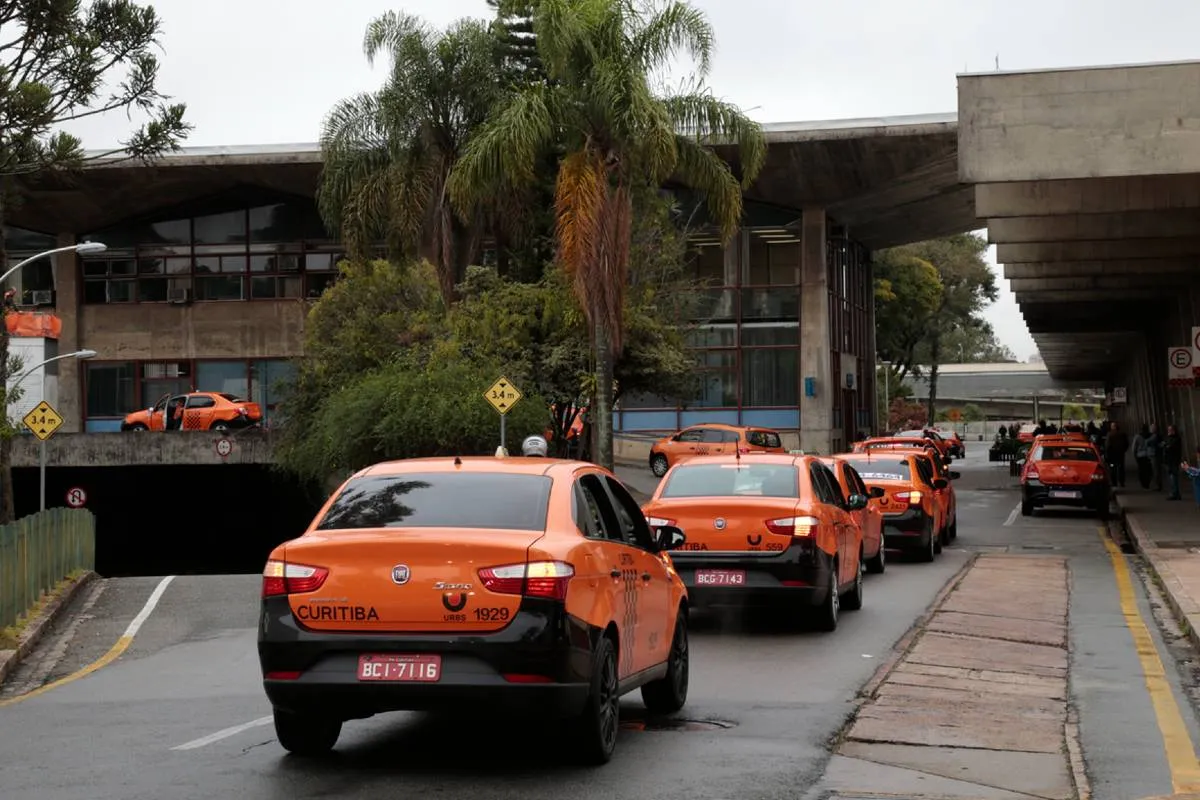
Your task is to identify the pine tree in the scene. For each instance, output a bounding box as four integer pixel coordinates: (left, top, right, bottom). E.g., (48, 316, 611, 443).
(487, 0, 543, 85)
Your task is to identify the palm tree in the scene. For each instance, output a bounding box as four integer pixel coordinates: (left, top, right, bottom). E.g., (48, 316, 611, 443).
(449, 0, 767, 470)
(316, 11, 501, 303)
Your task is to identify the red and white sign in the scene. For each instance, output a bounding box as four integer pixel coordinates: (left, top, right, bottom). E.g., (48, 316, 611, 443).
(1192, 326, 1200, 378)
(215, 438, 233, 458)
(65, 487, 87, 508)
(357, 654, 441, 682)
(1169, 346, 1193, 387)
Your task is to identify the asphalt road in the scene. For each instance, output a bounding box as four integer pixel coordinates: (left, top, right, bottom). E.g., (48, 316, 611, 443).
(2, 448, 1198, 800)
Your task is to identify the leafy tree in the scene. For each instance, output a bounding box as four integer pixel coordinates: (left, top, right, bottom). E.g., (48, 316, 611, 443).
(914, 317, 1016, 364)
(873, 251, 942, 380)
(449, 0, 766, 470)
(487, 0, 543, 86)
(316, 11, 502, 304)
(887, 397, 928, 431)
(0, 0, 191, 523)
(961, 403, 985, 422)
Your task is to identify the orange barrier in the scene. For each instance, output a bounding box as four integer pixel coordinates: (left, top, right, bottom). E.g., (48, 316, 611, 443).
(6, 311, 61, 339)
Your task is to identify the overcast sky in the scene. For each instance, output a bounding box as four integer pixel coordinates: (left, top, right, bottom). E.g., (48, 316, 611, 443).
(62, 0, 1200, 362)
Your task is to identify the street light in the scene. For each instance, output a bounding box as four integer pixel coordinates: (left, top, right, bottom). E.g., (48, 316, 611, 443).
(0, 241, 108, 287)
(10, 349, 99, 511)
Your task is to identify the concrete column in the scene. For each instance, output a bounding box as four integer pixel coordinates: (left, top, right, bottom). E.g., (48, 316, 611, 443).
(799, 207, 832, 453)
(53, 232, 82, 432)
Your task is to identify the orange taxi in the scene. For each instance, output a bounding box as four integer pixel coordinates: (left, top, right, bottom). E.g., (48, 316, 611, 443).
(121, 391, 263, 432)
(893, 428, 954, 461)
(648, 423, 785, 477)
(835, 450, 949, 562)
(821, 456, 886, 573)
(854, 437, 959, 541)
(258, 456, 690, 764)
(1020, 438, 1110, 519)
(640, 454, 864, 631)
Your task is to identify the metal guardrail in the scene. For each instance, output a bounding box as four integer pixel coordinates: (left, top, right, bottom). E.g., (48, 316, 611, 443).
(0, 508, 95, 632)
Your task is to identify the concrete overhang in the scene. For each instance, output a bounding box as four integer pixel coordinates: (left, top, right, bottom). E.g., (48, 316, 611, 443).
(12, 431, 277, 468)
(10, 115, 982, 250)
(959, 59, 1200, 382)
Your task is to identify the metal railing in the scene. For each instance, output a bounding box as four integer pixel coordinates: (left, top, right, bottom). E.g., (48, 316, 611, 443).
(0, 508, 95, 632)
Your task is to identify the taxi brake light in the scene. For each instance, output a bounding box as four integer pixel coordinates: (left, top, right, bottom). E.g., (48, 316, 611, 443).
(1091, 468, 1106, 481)
(1026, 465, 1040, 479)
(262, 560, 329, 597)
(479, 561, 575, 601)
(893, 491, 922, 505)
(765, 515, 819, 537)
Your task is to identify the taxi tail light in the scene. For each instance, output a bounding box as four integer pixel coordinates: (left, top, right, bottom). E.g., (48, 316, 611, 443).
(893, 491, 923, 505)
(479, 561, 574, 601)
(1091, 468, 1107, 482)
(502, 673, 553, 683)
(262, 560, 329, 597)
(265, 670, 302, 681)
(765, 516, 820, 537)
(646, 516, 676, 528)
(1026, 465, 1040, 479)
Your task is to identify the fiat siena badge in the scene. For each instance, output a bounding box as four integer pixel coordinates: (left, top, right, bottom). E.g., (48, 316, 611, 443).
(391, 565, 411, 585)
(714, 518, 727, 530)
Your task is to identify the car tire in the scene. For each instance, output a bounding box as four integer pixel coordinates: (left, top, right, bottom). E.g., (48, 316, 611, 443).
(1021, 498, 1033, 517)
(273, 708, 341, 757)
(948, 518, 958, 540)
(210, 420, 230, 431)
(650, 454, 669, 478)
(865, 540, 886, 574)
(934, 525, 944, 554)
(812, 559, 840, 632)
(918, 520, 936, 563)
(128, 423, 148, 432)
(842, 550, 864, 611)
(641, 613, 689, 714)
(569, 634, 621, 765)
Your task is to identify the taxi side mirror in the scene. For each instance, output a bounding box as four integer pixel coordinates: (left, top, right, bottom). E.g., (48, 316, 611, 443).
(932, 478, 949, 490)
(868, 486, 885, 498)
(654, 525, 686, 551)
(847, 494, 868, 511)
(948, 471, 961, 480)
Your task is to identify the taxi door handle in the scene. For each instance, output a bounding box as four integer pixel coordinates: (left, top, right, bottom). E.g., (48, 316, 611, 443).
(641, 572, 652, 582)
(610, 569, 621, 579)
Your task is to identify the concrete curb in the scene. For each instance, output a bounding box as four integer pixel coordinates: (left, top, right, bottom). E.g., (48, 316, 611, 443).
(857, 551, 980, 700)
(1114, 497, 1200, 654)
(0, 571, 97, 688)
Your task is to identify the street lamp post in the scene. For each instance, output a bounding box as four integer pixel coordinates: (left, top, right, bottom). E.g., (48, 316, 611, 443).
(11, 349, 98, 511)
(0, 241, 108, 287)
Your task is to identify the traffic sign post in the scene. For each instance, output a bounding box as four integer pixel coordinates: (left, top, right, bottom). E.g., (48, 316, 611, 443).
(484, 377, 523, 452)
(65, 487, 86, 508)
(1168, 347, 1194, 388)
(22, 400, 64, 511)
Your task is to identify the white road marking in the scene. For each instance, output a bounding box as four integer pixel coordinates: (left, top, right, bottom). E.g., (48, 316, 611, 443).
(124, 575, 175, 638)
(171, 716, 274, 751)
(1003, 502, 1022, 527)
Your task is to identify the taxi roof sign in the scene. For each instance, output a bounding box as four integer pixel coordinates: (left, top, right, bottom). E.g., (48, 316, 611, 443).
(23, 400, 63, 441)
(484, 377, 523, 415)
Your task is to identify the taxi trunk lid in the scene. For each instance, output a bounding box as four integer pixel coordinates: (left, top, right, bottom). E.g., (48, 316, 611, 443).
(650, 498, 800, 552)
(282, 528, 546, 633)
(1031, 460, 1100, 486)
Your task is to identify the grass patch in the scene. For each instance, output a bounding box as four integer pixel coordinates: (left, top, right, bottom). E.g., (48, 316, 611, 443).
(0, 570, 87, 650)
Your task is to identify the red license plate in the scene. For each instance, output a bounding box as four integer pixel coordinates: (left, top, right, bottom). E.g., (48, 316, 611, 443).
(357, 654, 441, 682)
(695, 569, 746, 586)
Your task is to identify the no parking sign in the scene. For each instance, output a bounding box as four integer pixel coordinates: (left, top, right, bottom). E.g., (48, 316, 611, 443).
(65, 487, 87, 508)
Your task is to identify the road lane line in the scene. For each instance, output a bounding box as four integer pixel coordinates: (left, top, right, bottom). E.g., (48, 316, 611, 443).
(0, 575, 175, 708)
(1100, 530, 1200, 793)
(171, 716, 273, 751)
(1003, 502, 1021, 526)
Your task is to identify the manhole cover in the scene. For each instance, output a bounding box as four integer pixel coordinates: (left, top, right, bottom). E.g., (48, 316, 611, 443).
(620, 716, 736, 732)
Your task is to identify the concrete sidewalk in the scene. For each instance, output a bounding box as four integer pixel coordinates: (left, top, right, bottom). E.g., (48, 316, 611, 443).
(1115, 487, 1200, 650)
(818, 554, 1083, 800)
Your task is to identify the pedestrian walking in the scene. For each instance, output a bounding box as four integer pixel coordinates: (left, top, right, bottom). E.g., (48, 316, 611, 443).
(1147, 423, 1164, 491)
(1165, 425, 1184, 500)
(1133, 424, 1152, 489)
(1105, 421, 1130, 488)
(1180, 446, 1200, 508)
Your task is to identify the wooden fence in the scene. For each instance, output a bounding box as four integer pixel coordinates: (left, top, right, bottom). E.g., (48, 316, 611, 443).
(0, 508, 95, 632)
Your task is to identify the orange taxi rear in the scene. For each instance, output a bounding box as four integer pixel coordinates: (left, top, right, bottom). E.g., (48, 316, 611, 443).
(640, 454, 865, 631)
(259, 457, 691, 765)
(1020, 439, 1110, 519)
(834, 451, 947, 563)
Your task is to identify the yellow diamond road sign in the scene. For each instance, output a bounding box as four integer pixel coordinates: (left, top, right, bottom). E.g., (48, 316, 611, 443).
(23, 400, 63, 441)
(484, 377, 523, 415)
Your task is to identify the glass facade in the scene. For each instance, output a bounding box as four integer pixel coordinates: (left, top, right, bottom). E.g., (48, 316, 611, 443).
(83, 358, 296, 431)
(78, 197, 356, 304)
(616, 222, 874, 438)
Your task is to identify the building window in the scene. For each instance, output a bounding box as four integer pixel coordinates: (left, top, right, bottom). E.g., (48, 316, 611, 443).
(83, 258, 136, 304)
(141, 361, 191, 407)
(742, 348, 798, 407)
(250, 359, 296, 424)
(196, 360, 249, 398)
(85, 362, 136, 417)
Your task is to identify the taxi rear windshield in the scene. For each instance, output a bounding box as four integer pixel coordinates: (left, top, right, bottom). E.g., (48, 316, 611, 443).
(661, 464, 799, 498)
(317, 473, 552, 531)
(1033, 446, 1099, 462)
(746, 429, 782, 448)
(839, 458, 911, 482)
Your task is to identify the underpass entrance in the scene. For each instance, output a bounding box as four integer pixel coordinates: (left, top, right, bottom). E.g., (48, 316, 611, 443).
(12, 465, 325, 577)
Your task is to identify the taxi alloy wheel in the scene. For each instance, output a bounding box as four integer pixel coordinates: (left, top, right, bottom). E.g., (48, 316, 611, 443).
(641, 613, 689, 714)
(272, 708, 342, 757)
(650, 454, 669, 477)
(843, 550, 864, 611)
(865, 537, 886, 574)
(813, 560, 840, 632)
(571, 635, 620, 764)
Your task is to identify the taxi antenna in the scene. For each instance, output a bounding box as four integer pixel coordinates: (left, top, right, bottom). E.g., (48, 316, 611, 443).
(453, 455, 462, 466)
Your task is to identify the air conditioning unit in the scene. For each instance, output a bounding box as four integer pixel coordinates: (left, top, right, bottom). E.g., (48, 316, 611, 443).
(167, 287, 193, 304)
(30, 290, 54, 307)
